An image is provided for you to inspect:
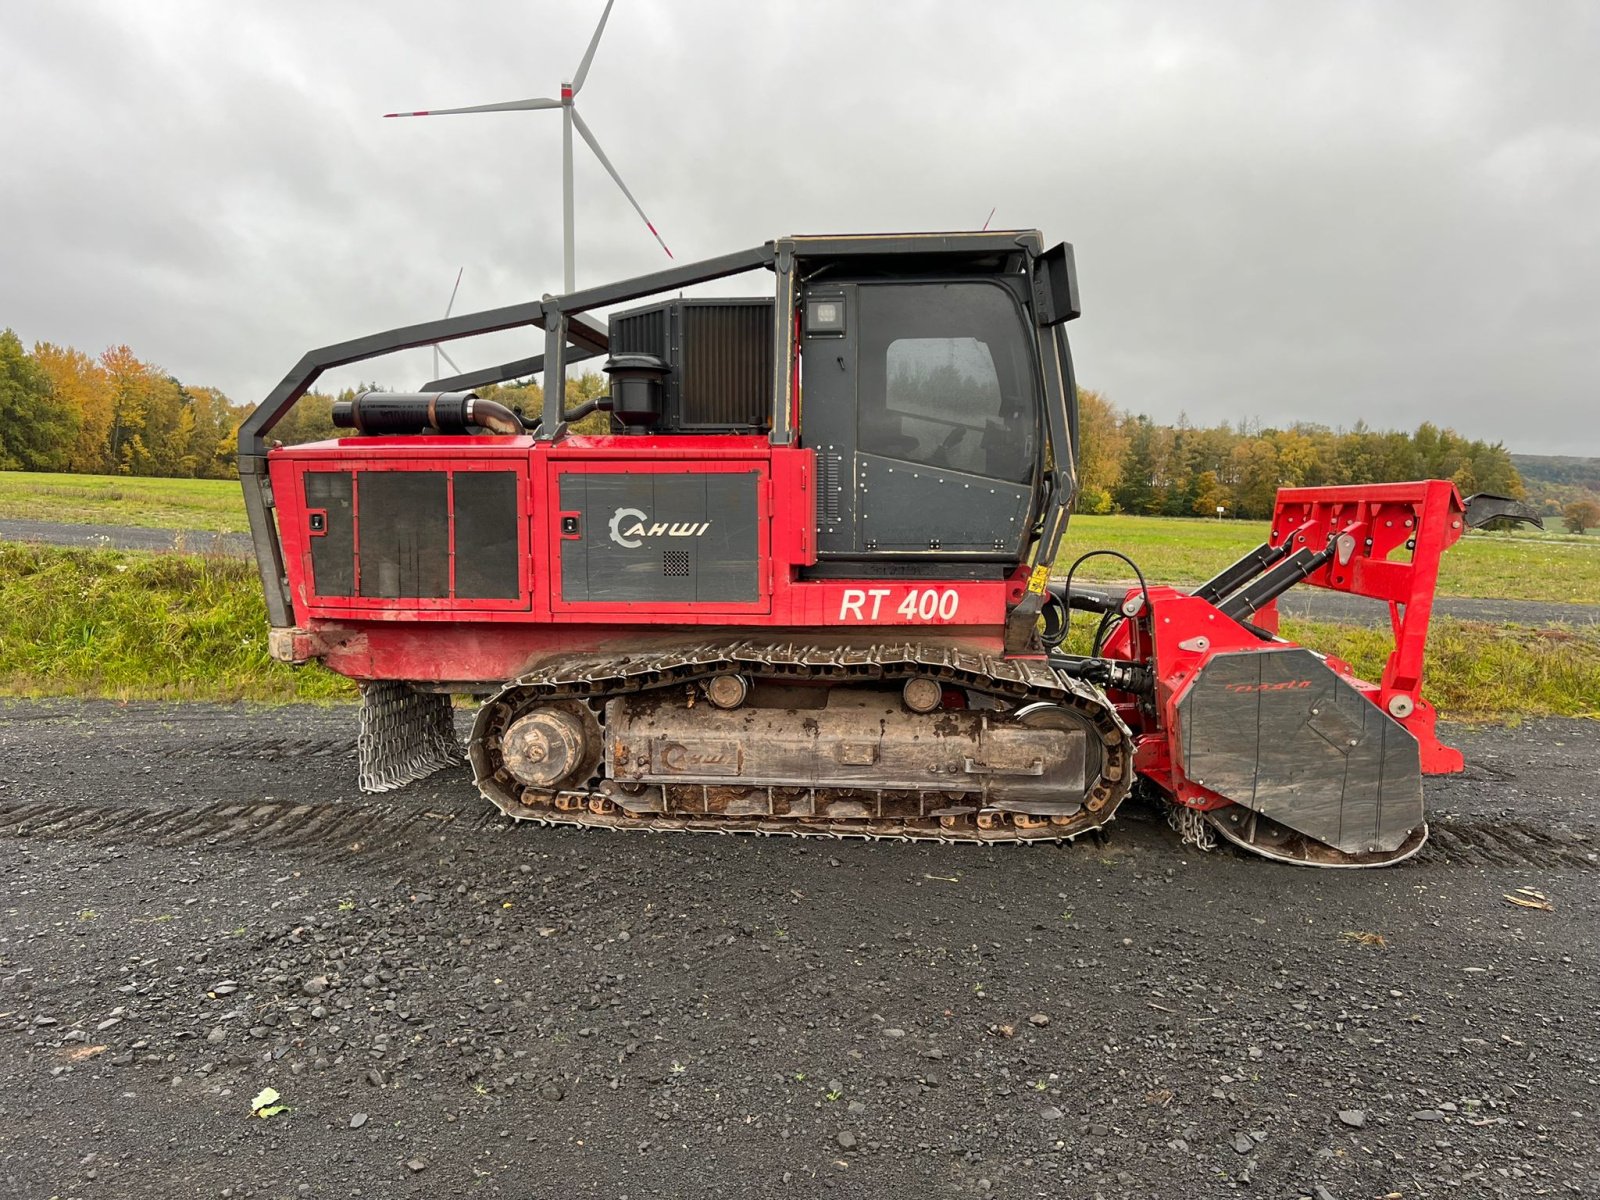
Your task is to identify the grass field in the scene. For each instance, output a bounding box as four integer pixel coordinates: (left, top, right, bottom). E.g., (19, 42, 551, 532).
(3, 470, 1597, 605)
(1058, 514, 1600, 604)
(2, 540, 1597, 716)
(0, 471, 249, 532)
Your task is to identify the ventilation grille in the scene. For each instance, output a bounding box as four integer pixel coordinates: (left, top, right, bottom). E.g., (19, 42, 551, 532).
(611, 306, 668, 358)
(679, 304, 772, 428)
(816, 451, 843, 531)
(663, 550, 690, 577)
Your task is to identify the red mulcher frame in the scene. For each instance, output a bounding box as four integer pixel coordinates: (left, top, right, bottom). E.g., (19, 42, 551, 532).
(1261, 479, 1472, 772)
(1102, 479, 1476, 816)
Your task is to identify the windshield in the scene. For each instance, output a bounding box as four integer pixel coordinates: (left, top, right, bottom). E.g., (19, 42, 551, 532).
(855, 281, 1038, 483)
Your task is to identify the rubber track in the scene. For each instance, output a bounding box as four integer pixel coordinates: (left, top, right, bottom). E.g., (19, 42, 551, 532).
(468, 640, 1134, 844)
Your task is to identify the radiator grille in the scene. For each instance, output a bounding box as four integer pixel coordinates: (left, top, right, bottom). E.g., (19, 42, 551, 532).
(611, 306, 668, 358)
(679, 304, 771, 428)
(663, 549, 690, 577)
(816, 451, 843, 532)
(607, 299, 772, 430)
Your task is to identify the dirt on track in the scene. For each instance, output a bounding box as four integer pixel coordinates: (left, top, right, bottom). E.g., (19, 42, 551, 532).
(1, 700, 1597, 1200)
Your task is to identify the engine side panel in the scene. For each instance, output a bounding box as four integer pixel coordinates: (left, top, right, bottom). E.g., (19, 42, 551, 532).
(554, 467, 763, 606)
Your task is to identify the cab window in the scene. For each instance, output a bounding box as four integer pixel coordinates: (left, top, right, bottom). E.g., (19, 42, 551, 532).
(856, 282, 1037, 483)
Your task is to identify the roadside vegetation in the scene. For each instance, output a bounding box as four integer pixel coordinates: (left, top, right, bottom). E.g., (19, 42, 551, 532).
(2, 542, 1595, 717)
(1279, 618, 1600, 719)
(0, 543, 351, 703)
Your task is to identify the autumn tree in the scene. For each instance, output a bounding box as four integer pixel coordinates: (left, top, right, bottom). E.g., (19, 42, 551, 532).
(1564, 499, 1600, 534)
(1190, 469, 1232, 518)
(32, 342, 115, 472)
(1113, 416, 1161, 515)
(1073, 388, 1124, 513)
(0, 329, 76, 471)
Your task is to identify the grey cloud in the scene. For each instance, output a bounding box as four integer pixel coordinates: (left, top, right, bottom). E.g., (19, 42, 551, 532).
(1, 0, 1594, 452)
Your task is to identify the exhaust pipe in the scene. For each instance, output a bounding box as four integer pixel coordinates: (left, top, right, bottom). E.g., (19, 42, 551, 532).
(331, 391, 525, 437)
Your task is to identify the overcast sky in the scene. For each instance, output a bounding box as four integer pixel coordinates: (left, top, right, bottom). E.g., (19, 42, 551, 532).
(2, 1, 1596, 453)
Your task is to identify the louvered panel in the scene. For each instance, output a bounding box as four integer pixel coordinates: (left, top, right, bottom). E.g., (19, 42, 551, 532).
(680, 304, 771, 427)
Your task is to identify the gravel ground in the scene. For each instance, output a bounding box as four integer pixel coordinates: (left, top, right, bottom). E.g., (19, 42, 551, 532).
(0, 701, 1596, 1199)
(6, 519, 1599, 628)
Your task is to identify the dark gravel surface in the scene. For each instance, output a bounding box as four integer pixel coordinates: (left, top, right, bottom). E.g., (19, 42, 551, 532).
(1, 701, 1597, 1199)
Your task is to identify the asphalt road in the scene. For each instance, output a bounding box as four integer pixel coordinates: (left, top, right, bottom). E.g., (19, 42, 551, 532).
(0, 518, 252, 557)
(6, 518, 1597, 629)
(1, 700, 1596, 1198)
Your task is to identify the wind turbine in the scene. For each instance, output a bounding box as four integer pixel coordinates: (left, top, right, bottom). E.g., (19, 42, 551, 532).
(431, 268, 465, 384)
(384, 0, 672, 294)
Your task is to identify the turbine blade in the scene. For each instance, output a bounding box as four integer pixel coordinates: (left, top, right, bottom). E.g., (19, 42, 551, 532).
(571, 0, 616, 94)
(435, 344, 464, 375)
(443, 267, 464, 318)
(570, 107, 673, 260)
(384, 97, 561, 118)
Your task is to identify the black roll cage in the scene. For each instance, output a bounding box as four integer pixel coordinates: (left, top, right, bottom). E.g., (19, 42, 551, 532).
(239, 230, 1078, 644)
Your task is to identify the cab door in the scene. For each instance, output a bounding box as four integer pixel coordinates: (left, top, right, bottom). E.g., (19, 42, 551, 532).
(799, 279, 1040, 560)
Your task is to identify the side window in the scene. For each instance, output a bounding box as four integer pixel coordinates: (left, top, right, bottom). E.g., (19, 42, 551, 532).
(857, 283, 1036, 483)
(885, 337, 1004, 468)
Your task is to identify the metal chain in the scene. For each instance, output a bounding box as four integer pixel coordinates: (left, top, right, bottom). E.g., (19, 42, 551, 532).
(1167, 803, 1218, 852)
(357, 682, 462, 793)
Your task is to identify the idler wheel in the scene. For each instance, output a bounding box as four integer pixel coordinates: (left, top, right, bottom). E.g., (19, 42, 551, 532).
(501, 705, 596, 791)
(902, 676, 942, 714)
(704, 673, 749, 710)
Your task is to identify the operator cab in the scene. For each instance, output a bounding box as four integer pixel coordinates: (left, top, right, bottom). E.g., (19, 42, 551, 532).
(797, 275, 1041, 561)
(600, 235, 1072, 573)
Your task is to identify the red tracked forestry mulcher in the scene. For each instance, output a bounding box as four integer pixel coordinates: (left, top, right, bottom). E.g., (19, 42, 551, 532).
(241, 231, 1538, 867)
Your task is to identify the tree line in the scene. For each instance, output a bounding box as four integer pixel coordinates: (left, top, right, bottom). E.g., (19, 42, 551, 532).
(0, 330, 251, 477)
(1073, 389, 1525, 520)
(0, 329, 613, 476)
(1, 329, 1526, 524)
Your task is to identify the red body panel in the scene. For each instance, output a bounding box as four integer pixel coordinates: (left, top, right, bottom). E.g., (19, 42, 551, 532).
(266, 434, 1026, 683)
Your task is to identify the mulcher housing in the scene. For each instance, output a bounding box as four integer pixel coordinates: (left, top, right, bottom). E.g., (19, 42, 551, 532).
(241, 230, 1536, 866)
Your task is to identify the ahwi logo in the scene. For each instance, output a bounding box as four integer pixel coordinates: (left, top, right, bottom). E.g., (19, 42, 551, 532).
(607, 507, 713, 550)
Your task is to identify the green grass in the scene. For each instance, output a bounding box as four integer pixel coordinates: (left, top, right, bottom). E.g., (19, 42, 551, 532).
(0, 470, 247, 533)
(0, 543, 352, 702)
(1056, 514, 1600, 605)
(1281, 618, 1600, 718)
(3, 541, 1593, 717)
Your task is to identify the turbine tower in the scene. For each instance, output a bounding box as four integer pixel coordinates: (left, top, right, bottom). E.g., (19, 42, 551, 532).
(431, 268, 465, 384)
(385, 0, 671, 294)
